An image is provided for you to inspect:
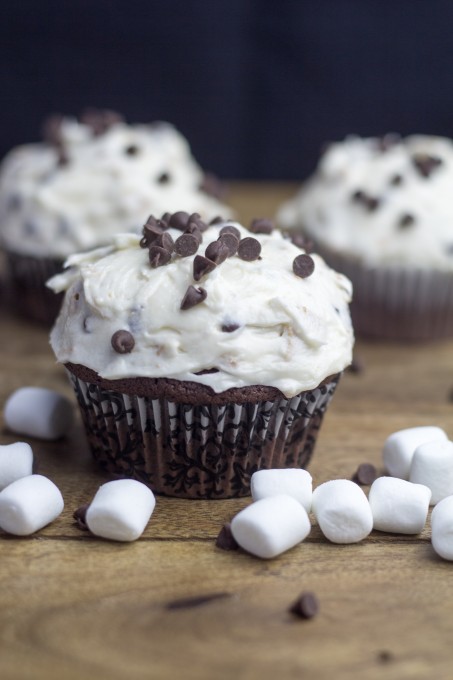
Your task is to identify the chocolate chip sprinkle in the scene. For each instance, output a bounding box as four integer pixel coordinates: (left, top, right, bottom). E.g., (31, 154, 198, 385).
(289, 232, 314, 252)
(289, 592, 319, 619)
(293, 253, 315, 278)
(125, 144, 139, 156)
(111, 329, 135, 354)
(390, 173, 403, 186)
(219, 224, 241, 240)
(237, 237, 261, 261)
(73, 504, 90, 531)
(161, 212, 172, 226)
(151, 232, 173, 252)
(412, 153, 443, 178)
(174, 233, 199, 257)
(215, 523, 239, 550)
(149, 245, 172, 267)
(249, 217, 274, 234)
(352, 463, 378, 486)
(80, 108, 124, 135)
(193, 255, 216, 281)
(221, 323, 240, 333)
(169, 211, 190, 231)
(209, 215, 225, 225)
(157, 171, 170, 183)
(180, 285, 207, 310)
(218, 232, 239, 256)
(351, 190, 380, 212)
(398, 213, 416, 229)
(199, 172, 227, 200)
(205, 240, 230, 264)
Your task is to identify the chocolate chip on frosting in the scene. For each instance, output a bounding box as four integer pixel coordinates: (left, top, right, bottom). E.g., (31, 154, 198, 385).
(219, 224, 241, 240)
(161, 212, 172, 226)
(111, 330, 135, 354)
(351, 190, 380, 212)
(174, 233, 199, 257)
(154, 232, 175, 252)
(398, 213, 416, 229)
(209, 216, 225, 225)
(188, 213, 208, 232)
(412, 153, 443, 178)
(149, 245, 172, 268)
(80, 108, 124, 135)
(221, 323, 240, 332)
(125, 144, 140, 156)
(218, 232, 239, 256)
(205, 240, 230, 264)
(199, 172, 226, 200)
(293, 254, 315, 278)
(390, 173, 403, 186)
(180, 285, 207, 310)
(290, 232, 314, 252)
(184, 222, 203, 244)
(193, 255, 217, 281)
(237, 237, 261, 261)
(156, 171, 170, 183)
(169, 211, 190, 231)
(249, 218, 274, 234)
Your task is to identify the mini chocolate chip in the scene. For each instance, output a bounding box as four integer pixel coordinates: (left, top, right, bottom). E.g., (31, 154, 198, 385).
(219, 224, 241, 240)
(125, 144, 139, 156)
(80, 108, 123, 135)
(221, 323, 240, 333)
(390, 173, 403, 186)
(289, 232, 314, 252)
(180, 285, 207, 310)
(377, 650, 394, 664)
(289, 592, 319, 619)
(293, 254, 315, 278)
(377, 133, 401, 151)
(209, 215, 225, 225)
(73, 505, 90, 531)
(184, 222, 203, 244)
(174, 233, 199, 257)
(249, 217, 274, 234)
(154, 232, 175, 252)
(237, 237, 261, 261)
(193, 255, 216, 281)
(194, 367, 219, 375)
(205, 240, 230, 264)
(215, 523, 239, 550)
(398, 213, 416, 229)
(199, 172, 226, 200)
(169, 211, 190, 230)
(157, 171, 170, 183)
(149, 245, 172, 267)
(347, 355, 364, 374)
(166, 592, 231, 610)
(218, 232, 239, 256)
(161, 212, 172, 226)
(111, 329, 135, 354)
(188, 213, 208, 232)
(142, 218, 165, 245)
(352, 463, 377, 486)
(74, 293, 80, 301)
(351, 190, 380, 212)
(412, 153, 443, 178)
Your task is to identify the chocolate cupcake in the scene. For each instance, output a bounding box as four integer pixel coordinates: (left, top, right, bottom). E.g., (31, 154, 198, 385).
(278, 134, 453, 340)
(48, 215, 354, 498)
(0, 110, 231, 324)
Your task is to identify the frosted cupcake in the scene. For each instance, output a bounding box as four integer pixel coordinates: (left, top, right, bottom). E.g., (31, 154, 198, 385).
(278, 134, 453, 340)
(48, 214, 354, 499)
(0, 110, 230, 323)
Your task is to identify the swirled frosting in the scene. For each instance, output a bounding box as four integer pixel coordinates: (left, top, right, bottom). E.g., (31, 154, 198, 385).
(0, 117, 230, 258)
(278, 135, 453, 270)
(48, 220, 353, 397)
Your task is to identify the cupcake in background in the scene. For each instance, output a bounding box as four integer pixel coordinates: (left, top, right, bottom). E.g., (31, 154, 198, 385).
(0, 109, 231, 323)
(278, 134, 453, 340)
(48, 214, 354, 499)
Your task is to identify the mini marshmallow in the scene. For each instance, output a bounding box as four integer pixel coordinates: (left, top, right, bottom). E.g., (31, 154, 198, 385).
(368, 476, 431, 534)
(85, 479, 156, 542)
(230, 494, 311, 559)
(251, 468, 312, 512)
(410, 439, 453, 505)
(382, 426, 447, 480)
(312, 479, 373, 544)
(0, 474, 64, 535)
(0, 442, 34, 491)
(4, 387, 74, 440)
(431, 496, 453, 560)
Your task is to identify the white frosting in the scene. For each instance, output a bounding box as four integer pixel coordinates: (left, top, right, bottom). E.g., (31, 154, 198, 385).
(278, 135, 453, 270)
(48, 223, 354, 397)
(0, 119, 230, 258)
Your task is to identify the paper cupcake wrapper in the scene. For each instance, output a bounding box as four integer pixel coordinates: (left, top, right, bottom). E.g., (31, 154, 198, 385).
(68, 371, 340, 499)
(4, 250, 64, 324)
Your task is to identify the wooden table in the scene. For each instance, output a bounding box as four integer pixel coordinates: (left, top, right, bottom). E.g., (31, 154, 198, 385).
(1, 183, 453, 680)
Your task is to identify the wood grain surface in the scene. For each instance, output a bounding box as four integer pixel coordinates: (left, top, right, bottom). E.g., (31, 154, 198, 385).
(1, 183, 453, 680)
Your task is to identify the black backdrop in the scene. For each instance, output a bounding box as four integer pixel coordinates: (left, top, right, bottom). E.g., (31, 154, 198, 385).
(2, 0, 453, 179)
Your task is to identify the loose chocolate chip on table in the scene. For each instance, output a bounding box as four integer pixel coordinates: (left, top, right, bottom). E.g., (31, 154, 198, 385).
(157, 171, 170, 183)
(125, 144, 139, 156)
(180, 285, 207, 310)
(221, 323, 240, 333)
(352, 463, 378, 486)
(166, 592, 231, 610)
(347, 355, 364, 374)
(205, 240, 230, 264)
(293, 254, 315, 278)
(219, 224, 241, 240)
(111, 329, 135, 354)
(149, 245, 172, 268)
(174, 233, 200, 257)
(73, 504, 90, 531)
(249, 217, 274, 234)
(218, 232, 239, 256)
(193, 255, 217, 281)
(215, 523, 239, 550)
(289, 592, 319, 619)
(237, 237, 261, 261)
(169, 211, 190, 230)
(398, 213, 416, 229)
(412, 153, 443, 178)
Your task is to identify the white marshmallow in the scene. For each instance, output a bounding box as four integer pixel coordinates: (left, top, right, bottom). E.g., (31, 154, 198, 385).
(250, 468, 312, 512)
(85, 479, 156, 542)
(431, 496, 453, 560)
(230, 494, 311, 559)
(312, 479, 373, 544)
(4, 387, 74, 440)
(368, 476, 431, 534)
(0, 474, 64, 535)
(0, 442, 34, 491)
(410, 439, 453, 505)
(382, 426, 447, 480)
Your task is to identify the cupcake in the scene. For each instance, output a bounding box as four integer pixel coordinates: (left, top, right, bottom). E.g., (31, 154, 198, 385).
(0, 109, 230, 323)
(278, 134, 453, 340)
(48, 214, 354, 499)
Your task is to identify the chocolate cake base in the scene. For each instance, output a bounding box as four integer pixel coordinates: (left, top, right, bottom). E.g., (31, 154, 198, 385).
(66, 363, 340, 499)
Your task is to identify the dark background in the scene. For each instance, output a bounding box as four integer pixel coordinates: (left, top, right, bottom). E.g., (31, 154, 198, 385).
(1, 0, 453, 179)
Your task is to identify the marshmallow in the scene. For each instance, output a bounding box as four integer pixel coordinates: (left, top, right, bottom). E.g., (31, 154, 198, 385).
(0, 474, 64, 535)
(382, 426, 447, 480)
(0, 442, 34, 491)
(312, 479, 373, 543)
(85, 479, 156, 542)
(369, 477, 431, 534)
(4, 387, 74, 440)
(230, 494, 311, 559)
(251, 468, 312, 512)
(431, 496, 453, 560)
(410, 439, 453, 505)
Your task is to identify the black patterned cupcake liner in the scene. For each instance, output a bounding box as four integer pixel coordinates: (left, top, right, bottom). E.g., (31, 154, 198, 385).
(67, 369, 340, 499)
(4, 249, 64, 324)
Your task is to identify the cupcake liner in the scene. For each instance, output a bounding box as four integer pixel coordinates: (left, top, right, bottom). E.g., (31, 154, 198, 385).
(68, 370, 340, 499)
(4, 250, 64, 324)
